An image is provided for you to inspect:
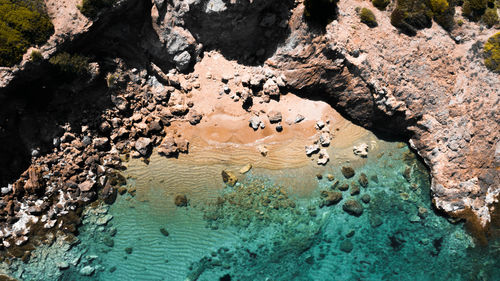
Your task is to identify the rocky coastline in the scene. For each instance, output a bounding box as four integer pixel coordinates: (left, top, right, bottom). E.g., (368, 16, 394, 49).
(0, 0, 498, 268)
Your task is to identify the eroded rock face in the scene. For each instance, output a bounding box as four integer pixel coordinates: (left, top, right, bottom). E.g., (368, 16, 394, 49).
(267, 2, 499, 225)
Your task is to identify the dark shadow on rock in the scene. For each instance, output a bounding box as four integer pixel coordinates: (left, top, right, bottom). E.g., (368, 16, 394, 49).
(0, 64, 115, 186)
(0, 0, 154, 186)
(303, 0, 339, 33)
(183, 0, 294, 66)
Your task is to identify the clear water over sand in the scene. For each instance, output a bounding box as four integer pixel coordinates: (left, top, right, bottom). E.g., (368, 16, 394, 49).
(4, 95, 498, 281)
(51, 138, 499, 281)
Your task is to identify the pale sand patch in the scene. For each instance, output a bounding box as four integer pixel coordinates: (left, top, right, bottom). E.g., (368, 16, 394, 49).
(168, 53, 370, 168)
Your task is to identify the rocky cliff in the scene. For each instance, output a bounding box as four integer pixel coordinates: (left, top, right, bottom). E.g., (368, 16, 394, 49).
(0, 0, 498, 256)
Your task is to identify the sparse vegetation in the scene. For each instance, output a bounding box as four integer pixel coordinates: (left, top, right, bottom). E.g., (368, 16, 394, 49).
(482, 7, 499, 27)
(391, 0, 455, 35)
(360, 8, 378, 27)
(304, 0, 338, 27)
(462, 0, 488, 20)
(483, 32, 500, 73)
(462, 0, 499, 27)
(0, 0, 53, 66)
(77, 0, 115, 18)
(372, 0, 391, 10)
(391, 0, 433, 35)
(29, 49, 42, 61)
(49, 52, 89, 78)
(432, 0, 455, 30)
(430, 0, 449, 13)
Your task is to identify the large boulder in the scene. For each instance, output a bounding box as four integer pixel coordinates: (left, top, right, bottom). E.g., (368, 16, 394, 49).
(341, 166, 355, 178)
(267, 110, 282, 123)
(221, 170, 238, 187)
(343, 199, 363, 216)
(321, 191, 342, 206)
(135, 137, 152, 156)
(249, 115, 261, 130)
(173, 51, 191, 72)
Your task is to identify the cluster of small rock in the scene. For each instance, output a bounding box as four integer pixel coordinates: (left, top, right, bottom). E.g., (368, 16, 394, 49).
(305, 120, 333, 165)
(0, 58, 207, 261)
(318, 166, 375, 218)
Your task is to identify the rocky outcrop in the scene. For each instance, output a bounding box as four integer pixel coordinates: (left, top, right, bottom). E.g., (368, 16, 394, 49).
(267, 1, 499, 226)
(0, 0, 498, 261)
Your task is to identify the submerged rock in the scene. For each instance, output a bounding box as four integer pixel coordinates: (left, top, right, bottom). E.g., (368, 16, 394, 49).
(338, 183, 349, 191)
(103, 236, 114, 247)
(341, 166, 355, 178)
(361, 194, 371, 204)
(343, 200, 363, 216)
(350, 184, 360, 196)
(221, 170, 238, 186)
(321, 191, 343, 206)
(96, 214, 113, 226)
(370, 215, 383, 228)
(174, 195, 188, 207)
(340, 240, 353, 253)
(118, 187, 127, 195)
(79, 266, 95, 276)
(160, 228, 169, 237)
(56, 261, 70, 270)
(358, 173, 368, 187)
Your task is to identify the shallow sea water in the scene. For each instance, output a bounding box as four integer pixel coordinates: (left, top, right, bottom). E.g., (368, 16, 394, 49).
(4, 137, 499, 281)
(48, 139, 498, 281)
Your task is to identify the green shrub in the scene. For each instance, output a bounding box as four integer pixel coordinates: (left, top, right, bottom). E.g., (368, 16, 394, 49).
(0, 0, 53, 66)
(430, 0, 449, 13)
(391, 0, 433, 35)
(462, 0, 487, 20)
(304, 0, 338, 27)
(372, 0, 391, 10)
(29, 49, 42, 61)
(482, 7, 498, 27)
(77, 0, 115, 18)
(483, 32, 500, 73)
(391, 0, 456, 34)
(360, 8, 378, 27)
(432, 0, 456, 30)
(49, 52, 89, 78)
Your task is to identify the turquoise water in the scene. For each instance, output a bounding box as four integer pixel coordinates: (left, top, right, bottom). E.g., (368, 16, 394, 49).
(6, 142, 500, 280)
